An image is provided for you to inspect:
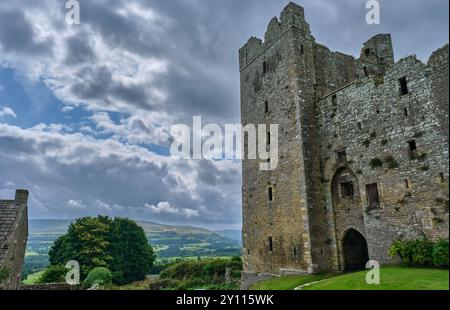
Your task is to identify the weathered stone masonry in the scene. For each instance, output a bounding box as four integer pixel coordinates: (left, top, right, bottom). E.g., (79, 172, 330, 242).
(0, 190, 29, 290)
(240, 2, 448, 285)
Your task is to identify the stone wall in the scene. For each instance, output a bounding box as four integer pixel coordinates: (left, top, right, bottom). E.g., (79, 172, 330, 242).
(20, 283, 81, 290)
(0, 193, 28, 290)
(316, 46, 449, 266)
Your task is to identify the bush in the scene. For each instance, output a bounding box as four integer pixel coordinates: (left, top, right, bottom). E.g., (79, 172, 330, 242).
(432, 240, 449, 268)
(81, 267, 112, 289)
(38, 265, 69, 283)
(0, 267, 10, 282)
(158, 257, 243, 289)
(370, 158, 383, 169)
(390, 239, 448, 268)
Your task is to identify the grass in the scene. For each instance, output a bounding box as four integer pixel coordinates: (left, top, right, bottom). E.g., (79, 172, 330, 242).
(251, 267, 449, 290)
(250, 274, 334, 290)
(22, 270, 44, 285)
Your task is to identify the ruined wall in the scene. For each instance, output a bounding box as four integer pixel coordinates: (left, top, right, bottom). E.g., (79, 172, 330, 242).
(0, 204, 28, 290)
(316, 45, 449, 266)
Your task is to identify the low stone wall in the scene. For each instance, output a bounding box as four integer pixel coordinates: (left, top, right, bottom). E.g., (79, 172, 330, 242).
(240, 272, 277, 290)
(20, 283, 81, 290)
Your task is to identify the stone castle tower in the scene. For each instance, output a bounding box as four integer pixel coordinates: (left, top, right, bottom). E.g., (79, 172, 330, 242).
(239, 2, 448, 285)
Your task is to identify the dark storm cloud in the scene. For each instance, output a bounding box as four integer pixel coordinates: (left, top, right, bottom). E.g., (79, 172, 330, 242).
(0, 9, 53, 55)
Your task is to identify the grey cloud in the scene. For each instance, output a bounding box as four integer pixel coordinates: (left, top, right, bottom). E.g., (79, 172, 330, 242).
(0, 9, 53, 55)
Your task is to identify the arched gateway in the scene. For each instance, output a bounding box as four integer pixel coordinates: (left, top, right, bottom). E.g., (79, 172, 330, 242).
(342, 228, 369, 271)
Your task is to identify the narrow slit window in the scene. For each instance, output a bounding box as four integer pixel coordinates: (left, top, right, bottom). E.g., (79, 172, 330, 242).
(268, 237, 273, 252)
(332, 94, 337, 107)
(268, 187, 273, 202)
(358, 122, 362, 130)
(292, 246, 297, 259)
(404, 179, 410, 189)
(263, 61, 267, 74)
(267, 131, 271, 146)
(363, 67, 369, 77)
(300, 45, 304, 54)
(404, 107, 409, 117)
(264, 101, 269, 114)
(399, 77, 409, 95)
(439, 173, 445, 183)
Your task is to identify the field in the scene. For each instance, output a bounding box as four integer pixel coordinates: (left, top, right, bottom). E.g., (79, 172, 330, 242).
(251, 267, 449, 290)
(23, 220, 242, 278)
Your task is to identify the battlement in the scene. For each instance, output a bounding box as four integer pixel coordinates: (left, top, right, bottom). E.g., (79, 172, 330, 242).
(239, 2, 311, 70)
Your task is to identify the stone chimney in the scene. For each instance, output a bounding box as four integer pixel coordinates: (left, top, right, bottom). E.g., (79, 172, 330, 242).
(14, 189, 29, 206)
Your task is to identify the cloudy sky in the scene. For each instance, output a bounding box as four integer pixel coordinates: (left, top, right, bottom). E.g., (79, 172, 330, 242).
(0, 0, 448, 230)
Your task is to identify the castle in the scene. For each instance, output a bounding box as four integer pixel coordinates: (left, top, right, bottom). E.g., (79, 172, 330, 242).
(240, 2, 449, 285)
(0, 190, 29, 290)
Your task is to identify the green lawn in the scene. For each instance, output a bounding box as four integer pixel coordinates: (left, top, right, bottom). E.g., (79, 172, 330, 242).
(251, 267, 449, 290)
(250, 274, 335, 290)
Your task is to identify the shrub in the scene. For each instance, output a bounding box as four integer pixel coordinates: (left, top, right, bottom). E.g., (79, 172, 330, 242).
(0, 267, 10, 282)
(384, 156, 399, 169)
(38, 265, 69, 283)
(432, 240, 449, 268)
(370, 158, 383, 169)
(81, 267, 112, 289)
(389, 239, 443, 268)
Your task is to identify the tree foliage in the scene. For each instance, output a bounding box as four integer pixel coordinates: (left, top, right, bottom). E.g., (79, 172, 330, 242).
(38, 264, 69, 284)
(49, 216, 155, 285)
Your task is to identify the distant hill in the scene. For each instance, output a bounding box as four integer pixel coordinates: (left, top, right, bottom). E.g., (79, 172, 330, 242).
(215, 229, 242, 244)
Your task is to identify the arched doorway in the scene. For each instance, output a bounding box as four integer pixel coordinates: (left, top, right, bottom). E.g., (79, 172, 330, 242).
(342, 229, 369, 271)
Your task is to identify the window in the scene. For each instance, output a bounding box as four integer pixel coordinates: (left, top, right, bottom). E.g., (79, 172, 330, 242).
(264, 101, 269, 114)
(341, 182, 354, 198)
(336, 149, 347, 164)
(366, 183, 380, 209)
(364, 48, 371, 57)
(263, 61, 267, 74)
(408, 140, 417, 158)
(268, 237, 273, 252)
(267, 131, 271, 146)
(404, 179, 410, 189)
(358, 122, 362, 130)
(399, 77, 409, 95)
(300, 45, 304, 54)
(404, 107, 409, 117)
(292, 246, 298, 259)
(268, 187, 273, 202)
(332, 94, 337, 107)
(439, 173, 445, 183)
(363, 67, 369, 77)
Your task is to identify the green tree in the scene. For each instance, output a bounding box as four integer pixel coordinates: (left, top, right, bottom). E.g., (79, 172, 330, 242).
(48, 216, 155, 284)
